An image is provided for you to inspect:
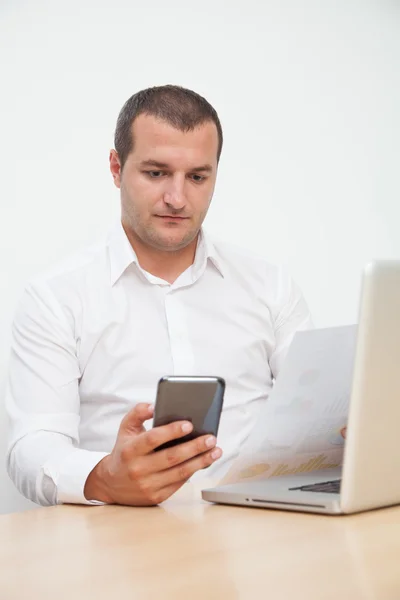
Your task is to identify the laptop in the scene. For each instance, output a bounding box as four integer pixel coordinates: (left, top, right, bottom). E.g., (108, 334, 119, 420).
(202, 261, 400, 515)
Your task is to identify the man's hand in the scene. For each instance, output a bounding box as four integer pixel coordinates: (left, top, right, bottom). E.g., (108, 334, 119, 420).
(84, 403, 222, 506)
(341, 427, 347, 439)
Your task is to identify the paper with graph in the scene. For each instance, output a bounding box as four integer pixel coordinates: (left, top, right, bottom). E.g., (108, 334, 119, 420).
(221, 325, 358, 485)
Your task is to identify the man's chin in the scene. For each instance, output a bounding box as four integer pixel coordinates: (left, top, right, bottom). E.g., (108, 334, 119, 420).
(148, 229, 199, 252)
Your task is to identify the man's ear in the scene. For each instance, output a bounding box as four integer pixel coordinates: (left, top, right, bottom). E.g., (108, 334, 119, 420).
(109, 149, 122, 189)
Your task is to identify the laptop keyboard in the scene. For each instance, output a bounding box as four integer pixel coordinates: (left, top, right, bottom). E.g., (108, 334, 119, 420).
(289, 479, 341, 494)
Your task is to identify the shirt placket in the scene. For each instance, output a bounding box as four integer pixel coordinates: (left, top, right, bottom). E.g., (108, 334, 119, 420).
(164, 287, 195, 374)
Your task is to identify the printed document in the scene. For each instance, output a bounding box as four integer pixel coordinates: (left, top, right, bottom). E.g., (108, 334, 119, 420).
(221, 326, 357, 484)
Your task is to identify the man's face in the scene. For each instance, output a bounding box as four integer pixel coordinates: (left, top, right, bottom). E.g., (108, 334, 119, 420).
(110, 114, 219, 252)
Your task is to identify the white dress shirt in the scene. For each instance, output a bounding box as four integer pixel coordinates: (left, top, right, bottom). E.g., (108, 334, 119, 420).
(6, 222, 312, 506)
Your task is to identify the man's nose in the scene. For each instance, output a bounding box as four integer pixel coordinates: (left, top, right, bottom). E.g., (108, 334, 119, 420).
(163, 176, 186, 211)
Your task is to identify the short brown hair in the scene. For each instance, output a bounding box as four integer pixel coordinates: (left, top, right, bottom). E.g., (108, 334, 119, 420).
(114, 85, 223, 170)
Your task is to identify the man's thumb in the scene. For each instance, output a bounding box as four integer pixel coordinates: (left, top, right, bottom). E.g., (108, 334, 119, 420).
(119, 402, 154, 436)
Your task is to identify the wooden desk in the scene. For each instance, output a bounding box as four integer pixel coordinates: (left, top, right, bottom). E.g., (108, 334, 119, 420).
(1, 483, 400, 600)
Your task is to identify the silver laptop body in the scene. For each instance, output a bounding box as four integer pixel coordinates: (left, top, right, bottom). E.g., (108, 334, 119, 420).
(202, 261, 400, 514)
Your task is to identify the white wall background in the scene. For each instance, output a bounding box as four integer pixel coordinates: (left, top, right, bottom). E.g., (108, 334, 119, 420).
(1, 0, 399, 514)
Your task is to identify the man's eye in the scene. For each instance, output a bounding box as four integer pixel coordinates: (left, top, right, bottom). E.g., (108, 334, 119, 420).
(190, 174, 205, 183)
(147, 171, 164, 178)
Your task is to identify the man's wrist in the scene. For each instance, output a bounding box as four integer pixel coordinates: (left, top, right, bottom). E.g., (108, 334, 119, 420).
(84, 455, 114, 504)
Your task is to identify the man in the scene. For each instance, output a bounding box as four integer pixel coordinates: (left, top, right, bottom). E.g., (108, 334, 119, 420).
(6, 85, 314, 507)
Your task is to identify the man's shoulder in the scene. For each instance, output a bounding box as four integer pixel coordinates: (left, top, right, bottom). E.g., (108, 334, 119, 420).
(27, 236, 109, 297)
(208, 234, 285, 280)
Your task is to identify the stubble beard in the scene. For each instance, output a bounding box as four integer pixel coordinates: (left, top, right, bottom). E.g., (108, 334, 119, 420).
(124, 204, 203, 253)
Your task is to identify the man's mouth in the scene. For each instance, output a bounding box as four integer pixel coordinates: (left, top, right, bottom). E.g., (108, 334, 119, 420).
(155, 215, 189, 220)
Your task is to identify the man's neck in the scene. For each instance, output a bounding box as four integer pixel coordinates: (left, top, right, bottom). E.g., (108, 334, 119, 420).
(123, 225, 198, 284)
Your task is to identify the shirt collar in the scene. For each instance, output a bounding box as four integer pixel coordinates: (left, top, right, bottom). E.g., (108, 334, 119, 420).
(192, 229, 225, 281)
(107, 221, 225, 286)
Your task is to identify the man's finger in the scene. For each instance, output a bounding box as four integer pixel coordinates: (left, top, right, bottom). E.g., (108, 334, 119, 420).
(144, 481, 186, 506)
(144, 432, 218, 474)
(147, 446, 223, 490)
(130, 420, 194, 456)
(119, 403, 154, 436)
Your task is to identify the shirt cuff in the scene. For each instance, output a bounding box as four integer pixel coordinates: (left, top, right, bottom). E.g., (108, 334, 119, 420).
(43, 448, 110, 505)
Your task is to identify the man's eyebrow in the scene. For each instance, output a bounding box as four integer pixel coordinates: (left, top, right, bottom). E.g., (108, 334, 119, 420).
(139, 160, 213, 173)
(190, 164, 213, 173)
(140, 160, 170, 169)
